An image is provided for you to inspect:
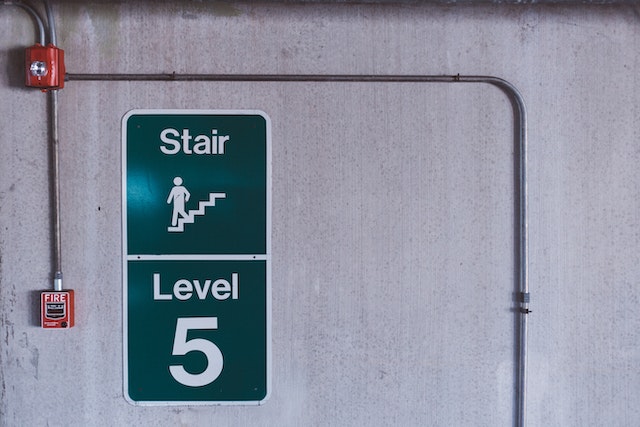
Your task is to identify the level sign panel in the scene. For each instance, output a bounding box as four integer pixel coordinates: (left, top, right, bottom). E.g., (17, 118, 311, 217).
(125, 260, 269, 403)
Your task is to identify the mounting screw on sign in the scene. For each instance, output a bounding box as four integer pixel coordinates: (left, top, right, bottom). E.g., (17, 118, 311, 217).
(41, 290, 74, 328)
(25, 44, 65, 91)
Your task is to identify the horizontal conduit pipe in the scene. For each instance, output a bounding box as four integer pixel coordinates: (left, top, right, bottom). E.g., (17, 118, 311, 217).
(234, 0, 640, 4)
(66, 72, 529, 427)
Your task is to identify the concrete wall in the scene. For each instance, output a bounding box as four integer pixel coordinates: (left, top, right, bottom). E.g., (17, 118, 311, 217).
(1, 2, 639, 426)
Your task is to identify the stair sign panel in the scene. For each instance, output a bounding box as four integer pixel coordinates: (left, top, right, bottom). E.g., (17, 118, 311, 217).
(122, 110, 271, 405)
(124, 111, 269, 255)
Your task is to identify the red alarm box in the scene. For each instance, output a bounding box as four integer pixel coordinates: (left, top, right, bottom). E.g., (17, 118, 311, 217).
(41, 290, 74, 328)
(25, 43, 65, 91)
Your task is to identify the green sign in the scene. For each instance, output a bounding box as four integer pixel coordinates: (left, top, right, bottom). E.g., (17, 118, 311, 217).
(122, 110, 271, 405)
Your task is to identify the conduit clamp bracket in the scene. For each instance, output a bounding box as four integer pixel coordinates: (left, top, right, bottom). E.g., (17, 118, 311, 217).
(520, 292, 531, 314)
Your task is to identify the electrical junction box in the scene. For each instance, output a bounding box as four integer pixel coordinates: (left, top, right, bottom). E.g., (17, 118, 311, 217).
(25, 43, 65, 91)
(41, 290, 74, 328)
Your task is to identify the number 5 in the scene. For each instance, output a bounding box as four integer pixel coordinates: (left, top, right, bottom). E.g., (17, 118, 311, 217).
(169, 317, 223, 387)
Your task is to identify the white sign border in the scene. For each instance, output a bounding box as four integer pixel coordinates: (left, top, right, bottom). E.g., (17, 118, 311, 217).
(122, 109, 272, 406)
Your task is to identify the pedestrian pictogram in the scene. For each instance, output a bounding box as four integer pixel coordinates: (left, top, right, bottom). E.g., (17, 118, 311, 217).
(167, 176, 190, 227)
(166, 176, 226, 232)
(122, 110, 271, 405)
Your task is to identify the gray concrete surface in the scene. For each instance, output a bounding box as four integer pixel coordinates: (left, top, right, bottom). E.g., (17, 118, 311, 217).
(1, 1, 639, 426)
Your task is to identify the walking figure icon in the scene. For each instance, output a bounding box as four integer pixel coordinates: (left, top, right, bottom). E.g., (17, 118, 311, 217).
(166, 176, 226, 233)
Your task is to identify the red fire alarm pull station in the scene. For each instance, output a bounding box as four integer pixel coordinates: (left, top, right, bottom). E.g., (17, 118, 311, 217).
(25, 43, 65, 91)
(41, 290, 74, 328)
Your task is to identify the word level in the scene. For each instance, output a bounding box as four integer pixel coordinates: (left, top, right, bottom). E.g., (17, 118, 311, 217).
(160, 128, 231, 155)
(153, 272, 239, 301)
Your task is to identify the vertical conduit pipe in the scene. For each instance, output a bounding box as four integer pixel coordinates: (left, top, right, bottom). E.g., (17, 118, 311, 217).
(462, 75, 529, 427)
(48, 88, 62, 290)
(43, 0, 63, 291)
(65, 72, 529, 426)
(43, 0, 55, 45)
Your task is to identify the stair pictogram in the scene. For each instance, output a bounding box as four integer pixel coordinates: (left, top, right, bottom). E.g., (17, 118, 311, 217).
(168, 192, 226, 232)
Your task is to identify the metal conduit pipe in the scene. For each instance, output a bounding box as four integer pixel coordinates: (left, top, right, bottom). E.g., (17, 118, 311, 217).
(43, 0, 63, 291)
(48, 88, 62, 290)
(43, 0, 55, 45)
(2, 1, 46, 45)
(67, 72, 530, 426)
(254, 0, 640, 4)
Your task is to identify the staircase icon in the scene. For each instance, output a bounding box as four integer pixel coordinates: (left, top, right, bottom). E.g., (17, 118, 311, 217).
(168, 192, 226, 232)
